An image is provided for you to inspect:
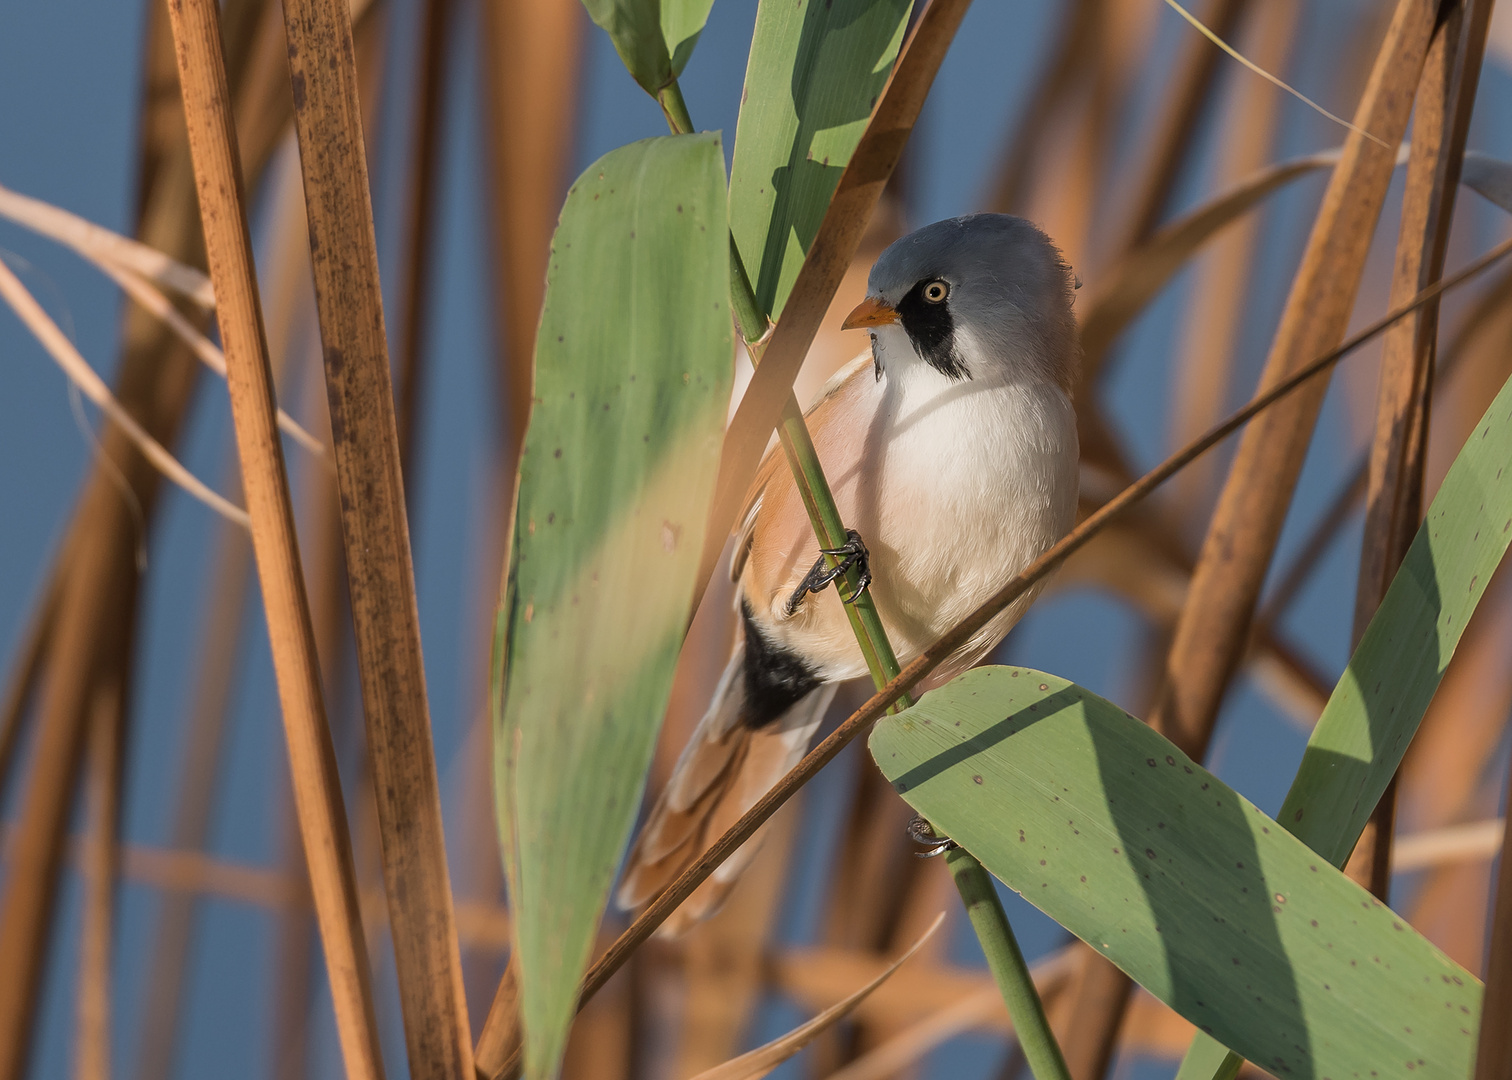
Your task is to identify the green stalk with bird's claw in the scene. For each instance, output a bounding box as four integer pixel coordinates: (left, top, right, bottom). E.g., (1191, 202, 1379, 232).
(663, 73, 1073, 1080)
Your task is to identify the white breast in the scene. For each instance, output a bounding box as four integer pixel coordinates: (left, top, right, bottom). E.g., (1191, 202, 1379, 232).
(772, 326, 1079, 682)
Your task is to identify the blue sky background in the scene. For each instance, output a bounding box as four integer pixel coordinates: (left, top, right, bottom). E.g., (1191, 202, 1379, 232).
(3, 1, 1512, 1077)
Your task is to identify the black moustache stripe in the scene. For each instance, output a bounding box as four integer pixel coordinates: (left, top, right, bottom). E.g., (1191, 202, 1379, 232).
(895, 278, 969, 380)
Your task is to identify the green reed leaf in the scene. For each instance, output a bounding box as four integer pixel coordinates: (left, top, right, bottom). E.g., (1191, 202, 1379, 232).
(729, 0, 912, 320)
(871, 666, 1481, 1080)
(493, 132, 732, 1080)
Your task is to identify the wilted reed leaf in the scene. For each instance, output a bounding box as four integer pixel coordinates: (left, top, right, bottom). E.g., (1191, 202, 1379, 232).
(869, 667, 1480, 1080)
(687, 913, 944, 1080)
(1080, 148, 1349, 375)
(728, 0, 912, 320)
(494, 133, 733, 1080)
(580, 0, 716, 95)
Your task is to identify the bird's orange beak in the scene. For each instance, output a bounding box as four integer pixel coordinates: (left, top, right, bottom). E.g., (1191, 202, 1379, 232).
(842, 295, 899, 330)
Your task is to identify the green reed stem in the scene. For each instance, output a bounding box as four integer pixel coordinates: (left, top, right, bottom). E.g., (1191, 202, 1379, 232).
(662, 77, 1068, 1079)
(947, 848, 1073, 1080)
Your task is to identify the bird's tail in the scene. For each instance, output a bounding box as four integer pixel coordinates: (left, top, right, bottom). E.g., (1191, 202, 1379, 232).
(616, 634, 836, 936)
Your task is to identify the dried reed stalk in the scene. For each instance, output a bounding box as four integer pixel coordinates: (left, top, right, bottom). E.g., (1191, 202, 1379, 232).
(0, 573, 58, 802)
(74, 616, 129, 1080)
(1343, 0, 1494, 899)
(167, 0, 387, 1076)
(280, 0, 473, 1071)
(478, 0, 581, 468)
(391, 0, 453, 479)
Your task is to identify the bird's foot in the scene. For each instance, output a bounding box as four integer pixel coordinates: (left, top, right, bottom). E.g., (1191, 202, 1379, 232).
(907, 814, 958, 858)
(783, 529, 872, 617)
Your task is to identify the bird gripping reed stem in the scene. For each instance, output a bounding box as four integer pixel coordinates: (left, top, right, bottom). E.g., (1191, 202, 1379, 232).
(663, 75, 1071, 1080)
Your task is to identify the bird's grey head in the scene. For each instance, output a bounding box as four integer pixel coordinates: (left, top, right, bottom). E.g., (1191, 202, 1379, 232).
(844, 214, 1079, 392)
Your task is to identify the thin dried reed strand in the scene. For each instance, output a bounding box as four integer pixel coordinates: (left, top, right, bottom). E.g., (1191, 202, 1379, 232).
(687, 914, 946, 1080)
(166, 0, 387, 1074)
(1115, 0, 1250, 251)
(1167, 0, 1301, 519)
(0, 182, 215, 306)
(1394, 819, 1505, 871)
(98, 261, 331, 463)
(0, 255, 249, 526)
(1161, 0, 1390, 147)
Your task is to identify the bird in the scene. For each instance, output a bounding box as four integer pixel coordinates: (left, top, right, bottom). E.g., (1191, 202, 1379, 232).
(616, 213, 1082, 934)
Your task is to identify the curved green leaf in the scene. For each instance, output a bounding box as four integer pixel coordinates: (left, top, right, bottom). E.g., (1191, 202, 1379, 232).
(494, 133, 733, 1080)
(728, 0, 912, 320)
(582, 0, 716, 94)
(869, 667, 1481, 1080)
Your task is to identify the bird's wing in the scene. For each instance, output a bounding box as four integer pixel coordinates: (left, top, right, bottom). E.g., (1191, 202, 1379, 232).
(729, 350, 874, 584)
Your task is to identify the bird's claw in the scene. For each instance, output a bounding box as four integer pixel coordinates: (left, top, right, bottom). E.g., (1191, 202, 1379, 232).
(907, 814, 957, 858)
(783, 529, 872, 617)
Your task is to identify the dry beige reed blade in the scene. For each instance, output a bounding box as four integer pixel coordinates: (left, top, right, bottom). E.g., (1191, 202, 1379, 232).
(0, 182, 215, 307)
(0, 256, 248, 527)
(688, 913, 945, 1080)
(1161, 0, 1390, 147)
(1393, 819, 1506, 871)
(100, 262, 331, 464)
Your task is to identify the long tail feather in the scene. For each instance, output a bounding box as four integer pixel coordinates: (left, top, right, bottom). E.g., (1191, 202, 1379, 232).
(616, 638, 836, 934)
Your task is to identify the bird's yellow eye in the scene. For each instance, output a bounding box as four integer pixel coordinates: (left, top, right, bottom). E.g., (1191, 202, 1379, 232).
(923, 280, 949, 303)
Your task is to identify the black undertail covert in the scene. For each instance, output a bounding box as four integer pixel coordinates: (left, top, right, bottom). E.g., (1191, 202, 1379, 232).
(740, 599, 822, 728)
